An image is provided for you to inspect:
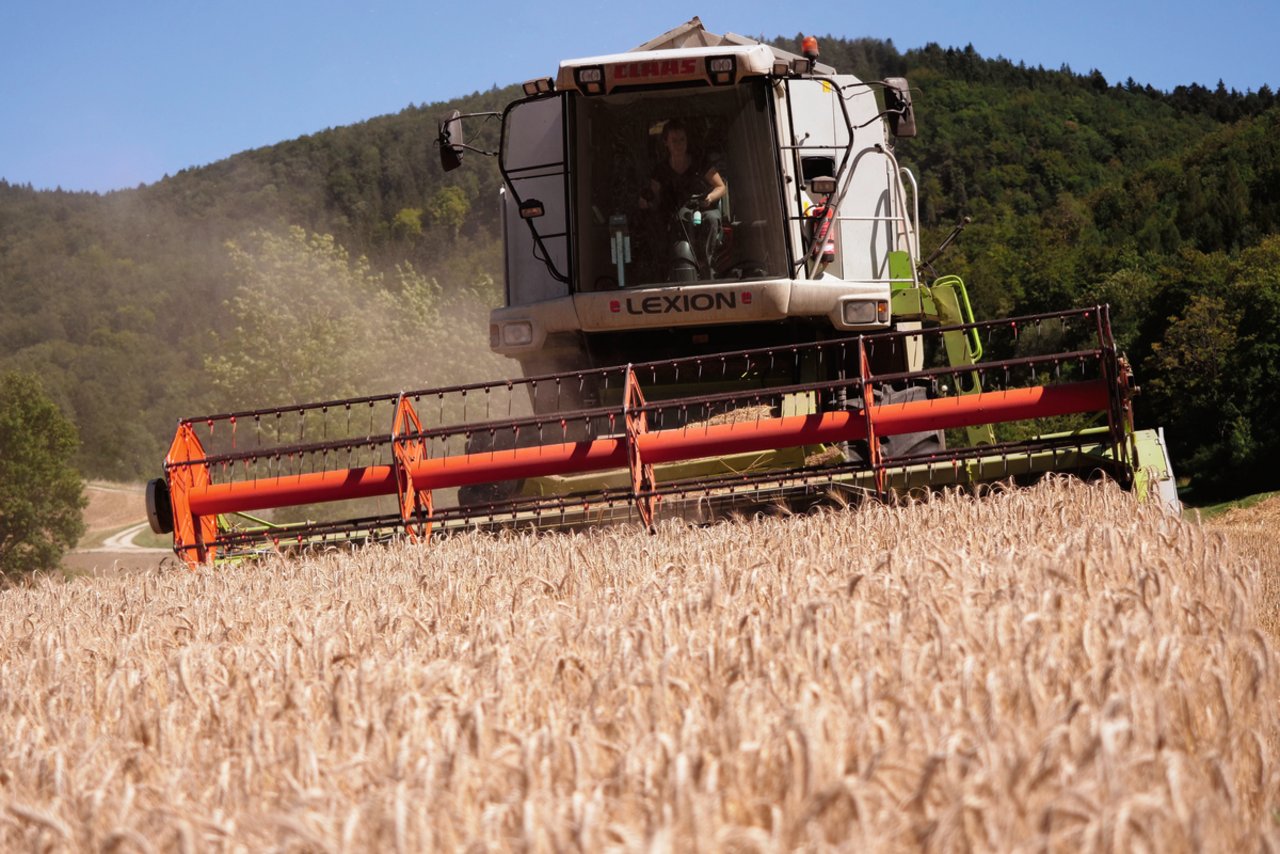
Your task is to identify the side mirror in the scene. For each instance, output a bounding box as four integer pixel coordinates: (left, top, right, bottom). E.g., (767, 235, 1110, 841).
(519, 199, 545, 220)
(438, 110, 465, 171)
(882, 78, 917, 139)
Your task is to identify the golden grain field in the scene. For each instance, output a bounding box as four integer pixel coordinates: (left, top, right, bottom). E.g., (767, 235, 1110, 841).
(2, 478, 1278, 851)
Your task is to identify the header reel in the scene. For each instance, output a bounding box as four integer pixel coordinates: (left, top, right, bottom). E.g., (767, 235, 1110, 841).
(147, 306, 1165, 568)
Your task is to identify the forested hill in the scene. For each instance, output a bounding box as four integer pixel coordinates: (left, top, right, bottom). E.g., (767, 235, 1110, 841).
(1, 36, 1278, 497)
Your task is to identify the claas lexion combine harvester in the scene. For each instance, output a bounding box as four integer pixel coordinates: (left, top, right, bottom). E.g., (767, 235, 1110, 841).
(146, 19, 1178, 568)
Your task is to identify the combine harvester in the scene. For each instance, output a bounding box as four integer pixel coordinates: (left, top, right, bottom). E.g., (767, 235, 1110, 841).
(146, 19, 1177, 567)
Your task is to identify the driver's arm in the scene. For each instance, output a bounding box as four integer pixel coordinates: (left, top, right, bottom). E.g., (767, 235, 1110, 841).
(703, 167, 727, 207)
(639, 178, 661, 211)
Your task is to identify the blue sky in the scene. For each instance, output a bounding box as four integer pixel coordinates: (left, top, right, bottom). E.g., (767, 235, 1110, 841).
(2, 1, 1276, 193)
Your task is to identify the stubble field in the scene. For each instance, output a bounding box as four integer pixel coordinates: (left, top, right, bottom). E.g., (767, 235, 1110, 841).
(2, 478, 1278, 851)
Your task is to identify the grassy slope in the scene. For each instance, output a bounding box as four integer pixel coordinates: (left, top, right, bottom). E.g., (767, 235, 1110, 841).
(4, 478, 1277, 849)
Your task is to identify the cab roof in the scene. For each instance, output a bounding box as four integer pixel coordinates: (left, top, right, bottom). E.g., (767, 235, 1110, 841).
(554, 17, 835, 94)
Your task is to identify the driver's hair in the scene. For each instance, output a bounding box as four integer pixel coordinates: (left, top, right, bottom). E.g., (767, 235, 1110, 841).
(661, 118, 688, 141)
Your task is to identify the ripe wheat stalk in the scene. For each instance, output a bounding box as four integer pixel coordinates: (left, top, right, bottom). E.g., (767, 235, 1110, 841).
(0, 477, 1276, 851)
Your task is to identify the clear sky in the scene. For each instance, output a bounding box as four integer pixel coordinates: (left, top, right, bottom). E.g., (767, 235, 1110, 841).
(2, 1, 1276, 193)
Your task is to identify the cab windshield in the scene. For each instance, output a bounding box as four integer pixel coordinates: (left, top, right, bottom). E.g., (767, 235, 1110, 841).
(571, 80, 787, 291)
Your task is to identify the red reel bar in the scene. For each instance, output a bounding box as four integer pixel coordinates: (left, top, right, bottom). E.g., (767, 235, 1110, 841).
(175, 380, 1108, 536)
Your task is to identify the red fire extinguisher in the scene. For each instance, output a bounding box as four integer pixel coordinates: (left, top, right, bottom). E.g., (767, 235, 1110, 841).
(808, 201, 837, 265)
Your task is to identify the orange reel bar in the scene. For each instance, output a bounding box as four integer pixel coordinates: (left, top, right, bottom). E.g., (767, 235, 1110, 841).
(166, 381, 1110, 566)
(156, 307, 1133, 567)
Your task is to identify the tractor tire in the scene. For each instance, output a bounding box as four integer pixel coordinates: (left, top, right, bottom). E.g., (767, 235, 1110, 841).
(841, 384, 945, 462)
(145, 478, 174, 534)
(456, 429, 524, 508)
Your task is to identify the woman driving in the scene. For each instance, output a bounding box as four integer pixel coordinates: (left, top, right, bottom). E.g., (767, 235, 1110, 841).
(638, 119, 726, 216)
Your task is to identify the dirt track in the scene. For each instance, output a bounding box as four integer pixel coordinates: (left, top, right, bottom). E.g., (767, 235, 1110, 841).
(64, 482, 171, 574)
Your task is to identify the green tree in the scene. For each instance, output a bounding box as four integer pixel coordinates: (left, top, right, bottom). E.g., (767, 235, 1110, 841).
(206, 226, 502, 411)
(209, 227, 410, 405)
(0, 372, 86, 575)
(426, 186, 470, 239)
(392, 207, 424, 238)
(1143, 236, 1280, 495)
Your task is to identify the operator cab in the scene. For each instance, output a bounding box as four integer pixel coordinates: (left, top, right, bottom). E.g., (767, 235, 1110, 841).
(441, 20, 920, 381)
(570, 70, 787, 290)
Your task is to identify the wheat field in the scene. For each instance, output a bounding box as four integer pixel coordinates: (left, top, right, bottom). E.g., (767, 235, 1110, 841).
(1, 479, 1277, 851)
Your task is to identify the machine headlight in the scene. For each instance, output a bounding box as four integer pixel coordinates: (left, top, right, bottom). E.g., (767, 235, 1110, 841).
(707, 55, 736, 85)
(842, 300, 877, 325)
(841, 300, 890, 326)
(500, 321, 534, 347)
(521, 77, 555, 97)
(574, 66, 605, 95)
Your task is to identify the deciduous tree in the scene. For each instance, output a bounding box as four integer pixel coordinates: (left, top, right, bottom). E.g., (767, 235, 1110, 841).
(0, 372, 86, 574)
(426, 186, 470, 239)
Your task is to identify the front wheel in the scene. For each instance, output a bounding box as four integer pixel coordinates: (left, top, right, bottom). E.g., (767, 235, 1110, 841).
(456, 429, 524, 508)
(837, 384, 945, 463)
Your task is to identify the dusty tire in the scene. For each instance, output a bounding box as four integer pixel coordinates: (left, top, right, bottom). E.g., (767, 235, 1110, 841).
(456, 430, 523, 508)
(840, 384, 945, 462)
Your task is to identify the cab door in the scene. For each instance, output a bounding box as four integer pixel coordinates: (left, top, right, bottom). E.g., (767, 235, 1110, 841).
(501, 95, 572, 306)
(783, 78, 906, 284)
